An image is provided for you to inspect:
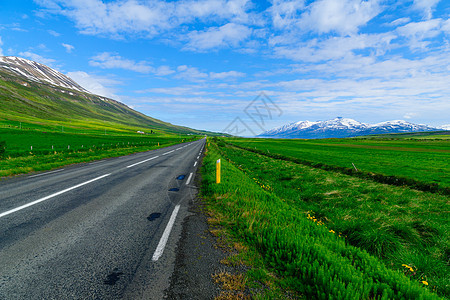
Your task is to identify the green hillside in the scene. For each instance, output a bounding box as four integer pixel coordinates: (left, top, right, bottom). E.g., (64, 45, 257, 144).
(0, 68, 208, 135)
(0, 62, 213, 177)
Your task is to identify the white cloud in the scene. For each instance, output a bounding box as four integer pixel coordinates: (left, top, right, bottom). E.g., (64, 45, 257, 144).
(274, 33, 395, 62)
(298, 0, 382, 35)
(210, 70, 245, 79)
(140, 86, 208, 96)
(412, 0, 440, 20)
(185, 23, 252, 51)
(36, 0, 171, 37)
(168, 65, 245, 81)
(397, 19, 443, 50)
(37, 43, 48, 50)
(174, 0, 251, 23)
(18, 51, 56, 65)
(442, 19, 450, 34)
(403, 112, 418, 119)
(176, 65, 208, 81)
(35, 0, 252, 38)
(155, 65, 175, 76)
(389, 17, 411, 27)
(200, 47, 450, 125)
(0, 36, 3, 56)
(89, 52, 153, 73)
(269, 0, 305, 29)
(62, 43, 74, 53)
(66, 71, 121, 99)
(89, 52, 177, 77)
(48, 29, 60, 36)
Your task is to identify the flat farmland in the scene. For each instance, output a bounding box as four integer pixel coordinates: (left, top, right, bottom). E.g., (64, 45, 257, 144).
(0, 127, 196, 177)
(228, 137, 450, 190)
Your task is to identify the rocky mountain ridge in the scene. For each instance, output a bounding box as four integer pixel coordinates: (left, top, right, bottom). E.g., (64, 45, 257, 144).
(0, 56, 88, 93)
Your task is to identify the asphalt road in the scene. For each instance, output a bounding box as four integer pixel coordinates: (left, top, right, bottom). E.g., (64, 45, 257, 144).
(0, 138, 206, 299)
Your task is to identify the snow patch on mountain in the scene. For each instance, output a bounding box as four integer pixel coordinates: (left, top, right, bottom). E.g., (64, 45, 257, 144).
(0, 56, 88, 93)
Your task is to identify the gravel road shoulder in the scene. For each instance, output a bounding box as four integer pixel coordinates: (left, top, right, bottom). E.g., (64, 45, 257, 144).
(164, 193, 227, 299)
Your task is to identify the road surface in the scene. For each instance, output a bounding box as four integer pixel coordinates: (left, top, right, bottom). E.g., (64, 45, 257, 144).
(0, 138, 206, 299)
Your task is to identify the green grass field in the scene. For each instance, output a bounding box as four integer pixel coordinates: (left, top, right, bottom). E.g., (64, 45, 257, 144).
(227, 136, 450, 191)
(0, 125, 198, 177)
(0, 126, 176, 155)
(201, 137, 449, 298)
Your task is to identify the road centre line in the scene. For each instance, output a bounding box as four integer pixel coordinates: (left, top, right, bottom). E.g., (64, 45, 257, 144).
(162, 150, 175, 156)
(29, 169, 65, 178)
(152, 204, 181, 261)
(0, 174, 111, 219)
(186, 172, 193, 185)
(126, 156, 159, 168)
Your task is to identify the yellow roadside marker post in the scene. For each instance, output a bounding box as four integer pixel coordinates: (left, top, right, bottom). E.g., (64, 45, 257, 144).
(216, 159, 221, 184)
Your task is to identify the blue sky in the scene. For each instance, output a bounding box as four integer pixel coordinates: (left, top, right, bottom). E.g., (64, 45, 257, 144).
(0, 0, 449, 134)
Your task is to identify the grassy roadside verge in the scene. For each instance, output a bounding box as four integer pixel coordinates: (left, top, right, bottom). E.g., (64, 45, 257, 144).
(201, 139, 445, 299)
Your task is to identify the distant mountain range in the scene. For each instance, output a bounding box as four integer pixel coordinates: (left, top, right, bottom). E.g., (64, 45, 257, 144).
(0, 56, 211, 135)
(259, 117, 447, 139)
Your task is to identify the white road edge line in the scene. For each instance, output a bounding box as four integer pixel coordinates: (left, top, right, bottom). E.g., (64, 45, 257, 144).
(186, 172, 193, 185)
(152, 204, 181, 261)
(0, 173, 111, 219)
(194, 161, 197, 167)
(29, 169, 65, 178)
(126, 156, 159, 168)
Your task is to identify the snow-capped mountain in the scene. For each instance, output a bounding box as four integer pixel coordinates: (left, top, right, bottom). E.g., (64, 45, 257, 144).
(0, 56, 88, 93)
(437, 124, 450, 130)
(259, 117, 442, 139)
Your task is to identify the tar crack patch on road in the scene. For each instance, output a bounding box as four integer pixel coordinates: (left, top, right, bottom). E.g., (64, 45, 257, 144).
(104, 268, 124, 285)
(147, 212, 162, 221)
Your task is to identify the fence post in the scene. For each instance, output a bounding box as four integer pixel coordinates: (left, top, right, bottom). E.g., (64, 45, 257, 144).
(216, 159, 221, 184)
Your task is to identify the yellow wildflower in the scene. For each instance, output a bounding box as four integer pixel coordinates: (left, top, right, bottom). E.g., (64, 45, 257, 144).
(402, 264, 414, 273)
(422, 281, 428, 286)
